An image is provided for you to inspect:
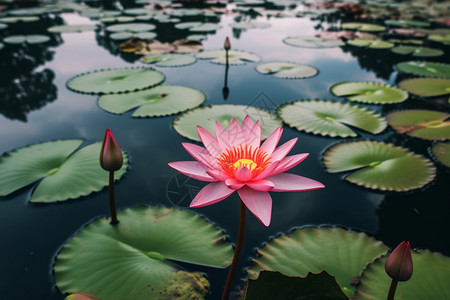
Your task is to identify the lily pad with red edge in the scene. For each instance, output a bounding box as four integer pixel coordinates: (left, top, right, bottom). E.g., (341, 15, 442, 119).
(65, 292, 100, 300)
(355, 250, 450, 300)
(430, 141, 450, 168)
(172, 105, 282, 142)
(246, 227, 389, 298)
(330, 82, 408, 104)
(283, 36, 344, 48)
(66, 67, 165, 95)
(347, 39, 394, 49)
(3, 34, 50, 44)
(0, 140, 128, 203)
(322, 140, 436, 192)
(196, 50, 260, 65)
(98, 85, 205, 117)
(391, 45, 444, 57)
(256, 62, 318, 79)
(397, 78, 450, 98)
(54, 206, 233, 300)
(278, 100, 387, 138)
(395, 61, 450, 78)
(386, 110, 450, 141)
(140, 54, 197, 67)
(243, 271, 347, 300)
(341, 22, 386, 32)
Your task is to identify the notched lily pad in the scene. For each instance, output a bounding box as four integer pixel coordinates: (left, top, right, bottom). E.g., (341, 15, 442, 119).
(278, 100, 387, 138)
(323, 140, 436, 191)
(54, 206, 233, 299)
(3, 34, 50, 44)
(140, 54, 196, 67)
(283, 36, 344, 48)
(196, 50, 260, 65)
(0, 140, 128, 203)
(396, 61, 450, 78)
(330, 82, 408, 104)
(98, 85, 205, 117)
(397, 78, 450, 98)
(391, 45, 444, 57)
(342, 22, 386, 32)
(256, 62, 318, 79)
(430, 141, 450, 168)
(66, 67, 165, 95)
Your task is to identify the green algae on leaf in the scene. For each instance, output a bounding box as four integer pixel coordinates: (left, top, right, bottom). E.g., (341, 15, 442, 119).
(196, 50, 260, 65)
(141, 54, 196, 67)
(283, 36, 344, 48)
(256, 62, 318, 79)
(330, 82, 408, 104)
(396, 61, 450, 78)
(398, 78, 450, 98)
(323, 140, 436, 191)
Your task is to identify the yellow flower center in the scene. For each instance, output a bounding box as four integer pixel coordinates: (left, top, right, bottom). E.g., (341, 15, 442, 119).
(233, 158, 257, 171)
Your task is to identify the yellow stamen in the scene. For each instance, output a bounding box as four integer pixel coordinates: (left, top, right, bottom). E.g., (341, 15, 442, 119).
(233, 158, 257, 171)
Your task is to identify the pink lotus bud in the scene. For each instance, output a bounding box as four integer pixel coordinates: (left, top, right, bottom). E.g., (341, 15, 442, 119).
(100, 129, 123, 172)
(385, 241, 413, 281)
(224, 36, 231, 50)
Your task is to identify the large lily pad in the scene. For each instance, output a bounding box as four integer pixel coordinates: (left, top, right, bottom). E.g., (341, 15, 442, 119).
(173, 105, 282, 142)
(384, 19, 431, 27)
(397, 78, 450, 98)
(106, 23, 155, 32)
(430, 141, 450, 168)
(347, 39, 394, 49)
(396, 61, 450, 78)
(140, 54, 196, 67)
(278, 100, 387, 137)
(283, 36, 344, 48)
(322, 140, 436, 191)
(256, 62, 318, 79)
(330, 82, 408, 104)
(0, 140, 128, 203)
(342, 22, 386, 32)
(355, 250, 450, 300)
(386, 110, 450, 141)
(66, 67, 165, 95)
(391, 45, 444, 57)
(98, 85, 205, 117)
(246, 227, 388, 298)
(54, 206, 233, 299)
(48, 24, 98, 33)
(3, 34, 50, 44)
(196, 50, 260, 65)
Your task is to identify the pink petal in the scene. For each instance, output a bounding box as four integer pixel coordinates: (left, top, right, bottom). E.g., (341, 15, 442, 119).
(246, 180, 274, 191)
(225, 178, 245, 190)
(240, 115, 254, 137)
(168, 161, 216, 182)
(206, 169, 229, 181)
(182, 143, 216, 168)
(215, 121, 231, 150)
(271, 138, 298, 162)
(253, 161, 280, 181)
(246, 120, 261, 149)
(260, 127, 283, 155)
(197, 126, 222, 157)
(272, 153, 309, 175)
(228, 118, 246, 147)
(234, 167, 253, 181)
(190, 182, 235, 207)
(266, 173, 325, 192)
(238, 186, 272, 226)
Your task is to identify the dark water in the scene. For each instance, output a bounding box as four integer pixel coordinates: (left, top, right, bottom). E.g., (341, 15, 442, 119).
(0, 1, 449, 299)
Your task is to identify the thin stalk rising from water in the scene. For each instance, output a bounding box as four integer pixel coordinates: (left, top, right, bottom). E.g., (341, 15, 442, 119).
(109, 171, 119, 225)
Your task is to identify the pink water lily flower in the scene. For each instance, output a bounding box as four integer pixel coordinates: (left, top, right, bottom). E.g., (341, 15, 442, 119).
(168, 116, 324, 226)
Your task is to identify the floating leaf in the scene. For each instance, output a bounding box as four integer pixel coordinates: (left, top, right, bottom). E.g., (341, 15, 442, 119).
(98, 85, 205, 117)
(119, 38, 203, 55)
(66, 67, 165, 95)
(386, 110, 450, 141)
(256, 62, 318, 79)
(278, 100, 387, 137)
(54, 206, 233, 299)
(355, 250, 450, 300)
(0, 140, 128, 203)
(330, 82, 408, 104)
(0, 42, 3, 50)
(398, 78, 450, 98)
(347, 39, 394, 49)
(283, 36, 344, 48)
(173, 105, 282, 142)
(246, 227, 388, 298)
(109, 31, 157, 40)
(243, 271, 347, 300)
(391, 45, 444, 57)
(229, 21, 271, 30)
(428, 33, 450, 45)
(323, 140, 436, 191)
(65, 292, 100, 300)
(342, 22, 386, 32)
(0, 16, 39, 23)
(196, 50, 260, 65)
(175, 22, 222, 32)
(106, 23, 156, 33)
(100, 16, 136, 23)
(396, 61, 450, 78)
(0, 23, 7, 30)
(430, 141, 450, 168)
(3, 34, 50, 44)
(48, 24, 98, 33)
(80, 10, 122, 19)
(141, 54, 196, 67)
(384, 19, 430, 27)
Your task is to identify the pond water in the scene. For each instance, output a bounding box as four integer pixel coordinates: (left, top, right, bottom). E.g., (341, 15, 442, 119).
(0, 0, 449, 299)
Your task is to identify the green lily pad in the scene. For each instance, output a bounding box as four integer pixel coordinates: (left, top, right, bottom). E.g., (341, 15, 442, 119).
(0, 23, 7, 30)
(106, 23, 156, 33)
(243, 271, 347, 300)
(347, 39, 394, 49)
(196, 50, 260, 65)
(323, 140, 436, 191)
(256, 62, 318, 79)
(430, 141, 450, 168)
(396, 61, 450, 78)
(0, 16, 39, 23)
(66, 67, 165, 95)
(0, 42, 3, 50)
(397, 78, 450, 98)
(330, 82, 408, 104)
(65, 292, 100, 300)
(175, 22, 222, 32)
(428, 33, 450, 45)
(109, 31, 157, 40)
(7, 7, 49, 15)
(124, 8, 155, 15)
(0, 140, 128, 203)
(3, 34, 50, 44)
(100, 16, 136, 23)
(229, 21, 271, 30)
(386, 110, 450, 141)
(186, 34, 207, 42)
(355, 250, 450, 300)
(48, 24, 98, 33)
(98, 85, 205, 117)
(342, 22, 386, 32)
(173, 105, 282, 142)
(391, 45, 444, 57)
(246, 227, 388, 298)
(283, 36, 344, 48)
(384, 19, 430, 27)
(80, 10, 122, 19)
(54, 206, 233, 299)
(278, 100, 387, 137)
(140, 54, 196, 67)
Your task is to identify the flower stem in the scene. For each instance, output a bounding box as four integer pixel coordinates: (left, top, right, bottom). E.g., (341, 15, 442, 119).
(222, 200, 246, 300)
(387, 279, 398, 300)
(109, 171, 119, 225)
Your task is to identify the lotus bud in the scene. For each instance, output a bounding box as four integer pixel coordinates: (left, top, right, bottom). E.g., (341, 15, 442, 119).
(224, 36, 231, 51)
(385, 241, 413, 281)
(100, 129, 123, 172)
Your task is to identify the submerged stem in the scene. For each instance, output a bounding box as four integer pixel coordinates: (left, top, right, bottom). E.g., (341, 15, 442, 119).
(387, 279, 398, 300)
(109, 171, 119, 225)
(222, 200, 246, 300)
